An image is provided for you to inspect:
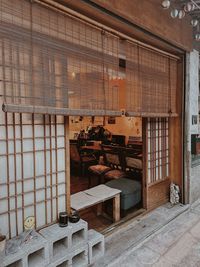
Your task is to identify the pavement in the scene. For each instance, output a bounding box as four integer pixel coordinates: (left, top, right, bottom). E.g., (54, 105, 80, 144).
(94, 201, 200, 267)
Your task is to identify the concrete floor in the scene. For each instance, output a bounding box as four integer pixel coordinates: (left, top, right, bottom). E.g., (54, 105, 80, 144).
(94, 201, 200, 266)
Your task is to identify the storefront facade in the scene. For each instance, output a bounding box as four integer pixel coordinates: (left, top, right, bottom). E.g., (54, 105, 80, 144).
(0, 0, 194, 238)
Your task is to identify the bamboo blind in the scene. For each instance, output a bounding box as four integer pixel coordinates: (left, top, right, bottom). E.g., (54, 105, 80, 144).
(0, 0, 179, 116)
(147, 118, 169, 185)
(0, 111, 66, 238)
(126, 42, 178, 115)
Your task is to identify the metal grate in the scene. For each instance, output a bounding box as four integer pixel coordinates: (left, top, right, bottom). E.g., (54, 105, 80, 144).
(0, 110, 66, 238)
(147, 118, 169, 185)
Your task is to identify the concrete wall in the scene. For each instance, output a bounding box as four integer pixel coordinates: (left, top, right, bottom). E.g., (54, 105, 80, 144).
(185, 50, 200, 204)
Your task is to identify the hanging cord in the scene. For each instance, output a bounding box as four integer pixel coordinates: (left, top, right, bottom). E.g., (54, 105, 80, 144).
(29, 0, 34, 106)
(101, 30, 106, 115)
(168, 57, 172, 116)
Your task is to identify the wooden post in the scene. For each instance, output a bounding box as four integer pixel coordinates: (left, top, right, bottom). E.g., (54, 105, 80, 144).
(64, 116, 71, 214)
(113, 194, 120, 222)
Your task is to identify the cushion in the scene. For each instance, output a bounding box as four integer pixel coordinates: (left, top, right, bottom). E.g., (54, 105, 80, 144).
(104, 169, 126, 180)
(88, 165, 111, 175)
(106, 178, 141, 210)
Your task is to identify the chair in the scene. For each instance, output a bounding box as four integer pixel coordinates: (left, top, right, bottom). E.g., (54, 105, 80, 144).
(123, 148, 142, 180)
(102, 147, 127, 181)
(70, 143, 97, 176)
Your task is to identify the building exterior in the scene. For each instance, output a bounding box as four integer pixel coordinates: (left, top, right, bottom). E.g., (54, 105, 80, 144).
(0, 0, 199, 240)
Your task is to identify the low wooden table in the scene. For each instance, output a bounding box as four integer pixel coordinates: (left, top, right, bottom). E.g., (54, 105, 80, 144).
(71, 184, 121, 222)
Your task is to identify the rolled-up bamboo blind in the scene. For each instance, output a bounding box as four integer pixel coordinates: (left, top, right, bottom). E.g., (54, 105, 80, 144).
(126, 41, 179, 116)
(0, 0, 180, 117)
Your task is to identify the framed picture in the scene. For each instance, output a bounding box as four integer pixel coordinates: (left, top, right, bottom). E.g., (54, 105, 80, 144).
(108, 116, 116, 124)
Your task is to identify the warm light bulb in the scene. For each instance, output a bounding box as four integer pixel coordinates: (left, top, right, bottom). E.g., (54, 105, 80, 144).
(191, 19, 199, 27)
(161, 0, 170, 9)
(184, 3, 192, 12)
(178, 10, 185, 19)
(195, 33, 200, 41)
(170, 9, 179, 18)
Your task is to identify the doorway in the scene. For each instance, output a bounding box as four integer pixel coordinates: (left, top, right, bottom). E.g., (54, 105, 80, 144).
(69, 115, 145, 231)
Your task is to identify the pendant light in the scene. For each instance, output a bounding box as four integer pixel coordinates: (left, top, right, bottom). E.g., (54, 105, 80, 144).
(184, 2, 195, 12)
(191, 19, 199, 27)
(195, 33, 200, 41)
(178, 10, 186, 19)
(161, 0, 170, 9)
(170, 9, 179, 18)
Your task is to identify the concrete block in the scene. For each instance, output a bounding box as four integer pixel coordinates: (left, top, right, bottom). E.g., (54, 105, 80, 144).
(22, 232, 49, 267)
(48, 254, 72, 267)
(2, 248, 25, 267)
(88, 229, 104, 265)
(69, 220, 88, 250)
(71, 245, 88, 267)
(3, 232, 48, 267)
(39, 224, 71, 262)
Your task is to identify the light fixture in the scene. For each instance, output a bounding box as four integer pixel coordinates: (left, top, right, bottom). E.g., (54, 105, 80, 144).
(178, 10, 186, 19)
(195, 33, 200, 41)
(161, 0, 200, 42)
(170, 9, 179, 18)
(184, 2, 195, 12)
(191, 19, 199, 27)
(161, 0, 170, 9)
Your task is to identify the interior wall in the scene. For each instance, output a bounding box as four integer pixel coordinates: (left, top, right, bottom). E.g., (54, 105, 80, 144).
(69, 116, 142, 143)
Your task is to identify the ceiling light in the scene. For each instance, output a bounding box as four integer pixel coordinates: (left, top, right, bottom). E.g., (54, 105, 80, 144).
(161, 0, 170, 9)
(170, 9, 179, 18)
(191, 19, 199, 27)
(178, 10, 185, 19)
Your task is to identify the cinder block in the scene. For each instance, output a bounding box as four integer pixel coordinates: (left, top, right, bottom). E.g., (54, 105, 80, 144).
(22, 231, 49, 267)
(48, 254, 72, 267)
(69, 220, 88, 250)
(71, 245, 88, 267)
(88, 229, 104, 265)
(3, 232, 49, 267)
(39, 224, 71, 262)
(2, 248, 25, 267)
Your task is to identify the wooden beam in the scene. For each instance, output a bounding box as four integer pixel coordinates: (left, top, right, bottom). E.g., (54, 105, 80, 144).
(2, 103, 178, 118)
(64, 116, 71, 214)
(2, 103, 122, 117)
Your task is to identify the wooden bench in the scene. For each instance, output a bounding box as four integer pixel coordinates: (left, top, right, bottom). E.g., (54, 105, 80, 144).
(71, 184, 121, 222)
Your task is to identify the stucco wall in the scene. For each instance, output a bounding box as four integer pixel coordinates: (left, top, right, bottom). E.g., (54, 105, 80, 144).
(185, 50, 200, 204)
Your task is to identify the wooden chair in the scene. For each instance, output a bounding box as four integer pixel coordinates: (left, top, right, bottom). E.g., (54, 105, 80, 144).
(102, 146, 127, 181)
(123, 149, 143, 180)
(70, 143, 97, 176)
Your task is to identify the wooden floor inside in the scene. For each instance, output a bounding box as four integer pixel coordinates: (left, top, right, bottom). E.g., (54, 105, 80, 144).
(71, 172, 143, 232)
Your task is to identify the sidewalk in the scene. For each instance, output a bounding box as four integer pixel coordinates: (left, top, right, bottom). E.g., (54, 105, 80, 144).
(93, 202, 200, 266)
